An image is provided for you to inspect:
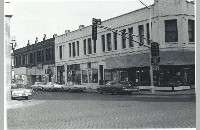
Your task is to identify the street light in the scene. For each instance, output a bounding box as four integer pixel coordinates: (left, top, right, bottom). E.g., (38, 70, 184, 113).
(139, 0, 155, 93)
(10, 37, 17, 83)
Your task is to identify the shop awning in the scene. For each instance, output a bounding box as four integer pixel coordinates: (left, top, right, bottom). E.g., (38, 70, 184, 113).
(105, 53, 150, 69)
(105, 50, 195, 69)
(159, 50, 195, 65)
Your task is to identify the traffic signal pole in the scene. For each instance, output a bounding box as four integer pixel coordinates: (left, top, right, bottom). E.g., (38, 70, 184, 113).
(149, 6, 155, 93)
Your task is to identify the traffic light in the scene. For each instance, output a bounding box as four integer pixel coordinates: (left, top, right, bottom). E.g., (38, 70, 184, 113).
(155, 42, 159, 56)
(151, 42, 159, 57)
(151, 42, 156, 56)
(92, 24, 97, 40)
(92, 18, 101, 40)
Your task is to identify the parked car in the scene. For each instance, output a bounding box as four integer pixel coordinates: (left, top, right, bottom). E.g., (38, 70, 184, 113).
(52, 83, 65, 91)
(63, 83, 86, 92)
(11, 84, 34, 100)
(97, 81, 139, 95)
(31, 82, 46, 91)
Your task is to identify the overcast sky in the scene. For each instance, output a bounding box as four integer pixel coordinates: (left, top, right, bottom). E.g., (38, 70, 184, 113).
(10, 0, 155, 48)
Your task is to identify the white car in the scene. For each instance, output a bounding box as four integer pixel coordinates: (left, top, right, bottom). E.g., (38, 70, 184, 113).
(53, 83, 65, 91)
(11, 89, 30, 100)
(63, 83, 86, 92)
(31, 82, 46, 91)
(11, 84, 34, 100)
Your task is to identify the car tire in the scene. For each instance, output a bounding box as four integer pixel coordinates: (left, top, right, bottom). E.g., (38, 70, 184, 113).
(112, 89, 118, 95)
(49, 88, 52, 92)
(25, 96, 28, 100)
(126, 91, 132, 95)
(69, 88, 73, 93)
(60, 87, 64, 92)
(98, 89, 103, 94)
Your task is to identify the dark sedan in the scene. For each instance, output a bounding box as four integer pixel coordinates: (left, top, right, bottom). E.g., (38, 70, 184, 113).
(97, 81, 139, 95)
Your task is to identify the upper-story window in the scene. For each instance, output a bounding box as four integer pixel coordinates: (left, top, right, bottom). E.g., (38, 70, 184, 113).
(146, 23, 150, 45)
(93, 40, 96, 53)
(188, 19, 195, 42)
(128, 27, 133, 47)
(113, 32, 117, 50)
(83, 39, 86, 55)
(30, 53, 34, 64)
(165, 19, 178, 42)
(46, 48, 52, 61)
(69, 43, 72, 57)
(25, 54, 28, 64)
(107, 33, 112, 51)
(72, 42, 76, 57)
(101, 35, 105, 52)
(121, 29, 126, 49)
(52, 47, 54, 60)
(59, 45, 62, 59)
(22, 55, 25, 65)
(77, 41, 79, 56)
(138, 25, 144, 46)
(37, 51, 42, 63)
(41, 50, 44, 62)
(88, 38, 92, 54)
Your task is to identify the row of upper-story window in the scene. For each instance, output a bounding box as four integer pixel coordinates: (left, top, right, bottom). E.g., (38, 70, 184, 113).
(57, 19, 194, 59)
(14, 47, 54, 67)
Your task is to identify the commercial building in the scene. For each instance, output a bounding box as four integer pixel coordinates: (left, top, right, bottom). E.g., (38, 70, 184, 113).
(13, 35, 56, 86)
(57, 0, 195, 89)
(5, 1, 13, 100)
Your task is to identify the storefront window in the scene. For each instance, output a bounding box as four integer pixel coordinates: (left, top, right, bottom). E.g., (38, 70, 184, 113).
(82, 70, 88, 83)
(92, 69, 98, 83)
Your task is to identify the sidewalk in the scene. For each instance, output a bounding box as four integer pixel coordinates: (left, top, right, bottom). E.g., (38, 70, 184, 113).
(85, 88, 196, 96)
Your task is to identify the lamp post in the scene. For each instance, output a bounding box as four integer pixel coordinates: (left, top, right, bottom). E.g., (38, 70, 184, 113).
(139, 0, 155, 93)
(10, 37, 17, 84)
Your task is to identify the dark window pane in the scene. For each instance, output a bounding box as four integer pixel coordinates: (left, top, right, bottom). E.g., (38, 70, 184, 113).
(188, 19, 195, 42)
(122, 29, 126, 49)
(113, 32, 117, 50)
(165, 19, 178, 42)
(83, 39, 86, 55)
(88, 38, 92, 54)
(101, 35, 105, 52)
(138, 25, 144, 46)
(107, 33, 112, 51)
(128, 27, 133, 47)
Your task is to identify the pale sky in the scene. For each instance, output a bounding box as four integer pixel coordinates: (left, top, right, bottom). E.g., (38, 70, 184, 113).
(10, 0, 155, 48)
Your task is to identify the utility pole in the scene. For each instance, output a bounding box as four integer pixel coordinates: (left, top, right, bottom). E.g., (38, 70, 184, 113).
(139, 0, 155, 93)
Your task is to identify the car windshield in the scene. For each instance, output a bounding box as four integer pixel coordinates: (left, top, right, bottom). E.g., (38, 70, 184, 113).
(36, 82, 45, 85)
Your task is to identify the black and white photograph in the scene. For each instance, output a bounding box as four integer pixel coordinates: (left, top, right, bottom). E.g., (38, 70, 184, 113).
(5, 0, 196, 129)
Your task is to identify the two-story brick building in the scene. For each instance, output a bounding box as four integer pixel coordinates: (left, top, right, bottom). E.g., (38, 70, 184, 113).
(13, 35, 56, 86)
(56, 0, 195, 89)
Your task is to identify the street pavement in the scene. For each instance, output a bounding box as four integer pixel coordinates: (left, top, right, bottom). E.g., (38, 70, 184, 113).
(6, 89, 196, 129)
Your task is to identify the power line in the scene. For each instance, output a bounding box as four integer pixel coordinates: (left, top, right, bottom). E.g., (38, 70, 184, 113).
(97, 25, 151, 49)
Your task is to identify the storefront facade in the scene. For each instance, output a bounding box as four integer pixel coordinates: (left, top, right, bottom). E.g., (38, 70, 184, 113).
(13, 35, 56, 86)
(55, 0, 195, 88)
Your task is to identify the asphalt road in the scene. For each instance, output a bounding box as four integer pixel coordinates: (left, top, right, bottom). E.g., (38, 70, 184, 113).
(7, 90, 196, 129)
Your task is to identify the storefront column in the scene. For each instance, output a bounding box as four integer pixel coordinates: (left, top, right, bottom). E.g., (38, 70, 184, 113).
(71, 44, 73, 58)
(105, 34, 108, 51)
(111, 32, 114, 50)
